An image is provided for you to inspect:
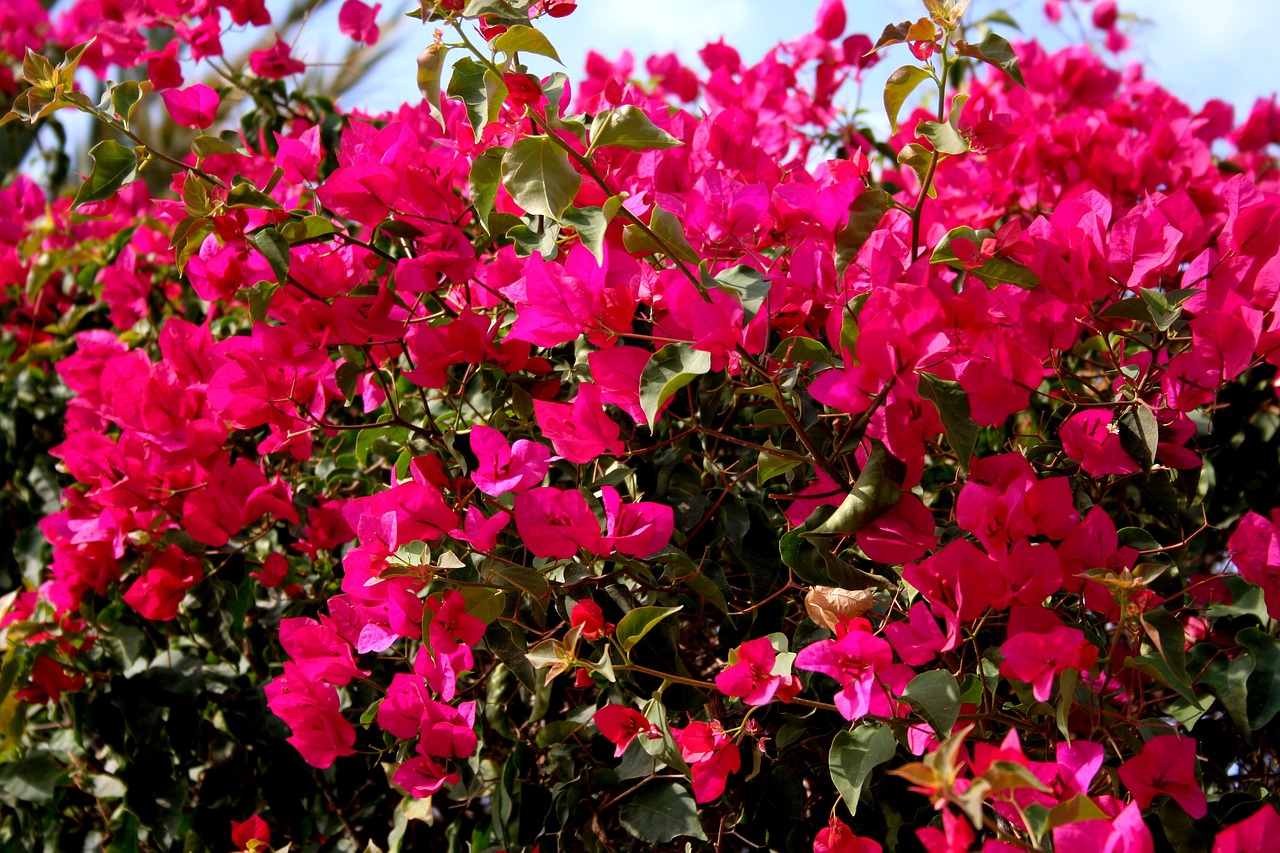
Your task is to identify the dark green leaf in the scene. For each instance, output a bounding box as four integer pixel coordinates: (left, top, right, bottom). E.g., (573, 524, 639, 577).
(955, 32, 1024, 87)
(109, 80, 146, 126)
(903, 670, 961, 739)
(1128, 608, 1204, 708)
(619, 782, 707, 842)
(829, 726, 896, 816)
(72, 139, 137, 208)
(1238, 627, 1280, 730)
(639, 343, 711, 428)
(917, 371, 979, 471)
(501, 135, 581, 219)
(251, 227, 290, 283)
(810, 440, 905, 535)
(560, 203, 615, 263)
(1118, 404, 1159, 472)
(246, 280, 279, 323)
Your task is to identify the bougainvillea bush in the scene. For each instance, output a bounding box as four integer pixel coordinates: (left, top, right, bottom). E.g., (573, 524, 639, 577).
(2, 0, 1279, 849)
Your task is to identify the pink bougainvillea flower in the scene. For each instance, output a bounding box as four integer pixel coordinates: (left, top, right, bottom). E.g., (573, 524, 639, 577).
(452, 506, 510, 553)
(122, 545, 203, 621)
(1052, 801, 1153, 853)
(469, 424, 549, 496)
(999, 606, 1098, 702)
(338, 0, 380, 45)
(250, 36, 306, 78)
(230, 815, 270, 852)
(533, 383, 624, 464)
(251, 552, 288, 587)
(513, 487, 602, 558)
(1060, 410, 1140, 476)
(814, 816, 881, 853)
(855, 492, 937, 564)
(794, 618, 894, 720)
(593, 705, 657, 757)
(161, 84, 219, 129)
(715, 636, 799, 706)
(1228, 510, 1280, 619)
(145, 40, 182, 91)
(1213, 805, 1280, 853)
(599, 486, 674, 558)
(673, 720, 741, 802)
(570, 600, 614, 640)
(1118, 734, 1206, 818)
(264, 665, 357, 769)
(393, 755, 459, 798)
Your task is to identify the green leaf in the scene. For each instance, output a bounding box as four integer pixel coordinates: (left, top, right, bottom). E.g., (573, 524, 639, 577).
(623, 205, 700, 264)
(919, 118, 968, 155)
(0, 751, 63, 804)
(491, 25, 563, 64)
(1195, 643, 1252, 737)
(486, 622, 539, 694)
(639, 343, 711, 428)
(903, 670, 961, 739)
(191, 134, 241, 160)
(72, 139, 137, 208)
(917, 371, 979, 471)
(615, 605, 682, 653)
(714, 265, 770, 323)
(589, 105, 683, 154)
(226, 181, 281, 209)
(355, 422, 407, 467)
(1128, 608, 1204, 708)
(810, 440, 905, 535)
(619, 782, 707, 843)
(560, 204, 616, 263)
(884, 65, 933, 133)
(109, 80, 147, 127)
(417, 44, 449, 128)
(246, 280, 280, 323)
(251, 226, 291, 283)
(771, 337, 833, 365)
(448, 56, 507, 143)
(829, 726, 896, 816)
(955, 32, 1024, 87)
(1238, 627, 1280, 730)
(281, 214, 338, 245)
(1117, 404, 1159, 472)
(501, 135, 581, 219)
(468, 146, 506, 231)
(779, 527, 830, 585)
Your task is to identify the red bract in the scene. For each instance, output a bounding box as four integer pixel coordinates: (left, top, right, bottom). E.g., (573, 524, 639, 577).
(1118, 735, 1207, 819)
(250, 36, 306, 78)
(715, 636, 798, 706)
(673, 720, 741, 802)
(161, 84, 219, 129)
(593, 705, 656, 757)
(513, 487, 602, 558)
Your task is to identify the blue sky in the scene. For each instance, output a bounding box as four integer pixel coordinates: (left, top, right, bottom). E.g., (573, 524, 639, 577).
(334, 0, 1276, 122)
